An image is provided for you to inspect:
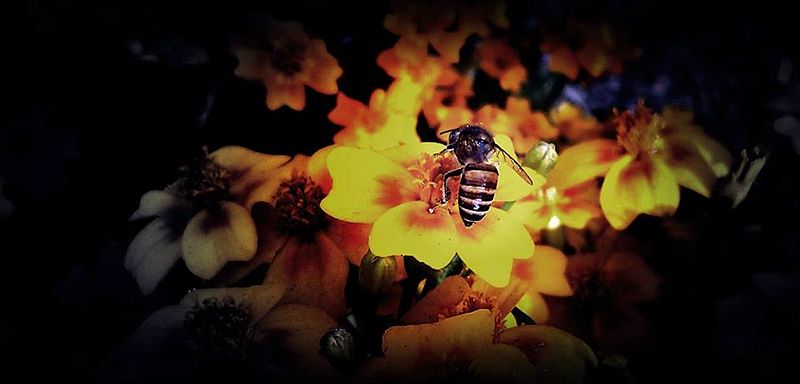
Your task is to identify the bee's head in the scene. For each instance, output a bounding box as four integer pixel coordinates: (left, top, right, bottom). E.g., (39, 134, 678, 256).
(452, 124, 495, 163)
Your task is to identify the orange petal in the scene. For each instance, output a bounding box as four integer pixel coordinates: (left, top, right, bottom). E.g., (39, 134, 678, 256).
(321, 147, 417, 223)
(499, 64, 528, 93)
(267, 82, 306, 111)
(328, 92, 366, 128)
(546, 45, 580, 80)
(324, 218, 371, 266)
(401, 276, 471, 324)
(263, 233, 349, 319)
(548, 139, 622, 190)
(453, 208, 534, 287)
(599, 155, 679, 229)
(522, 245, 572, 297)
(429, 31, 467, 63)
(305, 39, 342, 95)
(369, 201, 458, 270)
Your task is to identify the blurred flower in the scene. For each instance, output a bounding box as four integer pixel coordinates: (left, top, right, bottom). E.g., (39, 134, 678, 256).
(383, 0, 464, 63)
(321, 136, 534, 287)
(424, 73, 475, 130)
(125, 148, 286, 295)
(476, 38, 528, 93)
(550, 102, 604, 142)
(548, 102, 732, 229)
(234, 20, 342, 111)
(353, 309, 596, 384)
(566, 251, 661, 353)
(457, 0, 510, 37)
(541, 21, 640, 80)
(503, 246, 573, 323)
(213, 146, 370, 319)
(100, 284, 339, 383)
(476, 97, 559, 154)
(329, 74, 423, 151)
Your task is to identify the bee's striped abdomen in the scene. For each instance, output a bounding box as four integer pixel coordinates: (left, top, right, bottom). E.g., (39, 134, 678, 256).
(458, 162, 498, 227)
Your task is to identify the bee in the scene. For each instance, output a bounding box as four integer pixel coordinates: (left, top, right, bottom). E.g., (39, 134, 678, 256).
(436, 124, 533, 228)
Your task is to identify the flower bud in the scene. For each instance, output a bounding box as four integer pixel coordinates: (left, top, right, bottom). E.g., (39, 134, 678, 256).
(524, 141, 559, 177)
(320, 327, 355, 371)
(359, 251, 397, 296)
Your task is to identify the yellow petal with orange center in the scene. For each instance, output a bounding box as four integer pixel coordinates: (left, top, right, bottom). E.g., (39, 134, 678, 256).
(525, 245, 572, 297)
(380, 142, 446, 168)
(508, 199, 552, 231)
(600, 155, 679, 229)
(663, 137, 718, 197)
(209, 146, 291, 208)
(181, 202, 258, 280)
(453, 208, 534, 287)
(369, 201, 457, 270)
(322, 147, 417, 223)
(548, 139, 622, 190)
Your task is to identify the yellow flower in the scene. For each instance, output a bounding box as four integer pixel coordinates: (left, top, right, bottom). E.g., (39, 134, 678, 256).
(329, 74, 423, 151)
(476, 39, 528, 93)
(476, 97, 559, 154)
(125, 148, 288, 294)
(100, 284, 340, 382)
(547, 102, 732, 229)
(550, 102, 605, 142)
(321, 136, 534, 287)
(212, 145, 370, 319)
(352, 309, 597, 384)
(234, 20, 342, 111)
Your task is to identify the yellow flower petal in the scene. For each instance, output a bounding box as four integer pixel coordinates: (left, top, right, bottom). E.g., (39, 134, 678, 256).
(380, 142, 446, 168)
(209, 146, 291, 208)
(321, 147, 417, 223)
(369, 201, 457, 270)
(515, 292, 549, 324)
(307, 144, 338, 194)
(526, 245, 572, 297)
(548, 139, 622, 190)
(181, 202, 257, 279)
(600, 155, 679, 229)
(494, 134, 536, 201)
(499, 325, 597, 384)
(454, 208, 534, 287)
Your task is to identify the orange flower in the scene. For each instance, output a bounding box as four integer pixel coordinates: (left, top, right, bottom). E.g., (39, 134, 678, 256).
(475, 97, 559, 154)
(320, 136, 534, 287)
(541, 21, 640, 80)
(383, 0, 467, 63)
(353, 309, 597, 384)
(211, 146, 370, 319)
(547, 102, 732, 229)
(329, 74, 423, 151)
(476, 38, 528, 92)
(423, 73, 475, 129)
(234, 21, 342, 111)
(458, 0, 510, 37)
(550, 102, 605, 142)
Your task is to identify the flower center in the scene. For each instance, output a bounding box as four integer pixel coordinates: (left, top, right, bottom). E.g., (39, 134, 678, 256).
(273, 174, 328, 236)
(173, 152, 232, 210)
(270, 38, 306, 76)
(615, 103, 665, 159)
(182, 296, 252, 361)
(407, 153, 460, 211)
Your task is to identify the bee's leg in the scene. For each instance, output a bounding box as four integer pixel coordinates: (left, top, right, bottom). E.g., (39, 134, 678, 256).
(433, 147, 454, 159)
(441, 167, 464, 205)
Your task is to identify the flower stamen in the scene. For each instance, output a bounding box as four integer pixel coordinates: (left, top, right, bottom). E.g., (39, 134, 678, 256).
(182, 297, 252, 361)
(273, 174, 328, 236)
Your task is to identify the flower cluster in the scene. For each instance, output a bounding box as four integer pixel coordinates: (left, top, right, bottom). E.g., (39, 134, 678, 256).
(113, 2, 734, 382)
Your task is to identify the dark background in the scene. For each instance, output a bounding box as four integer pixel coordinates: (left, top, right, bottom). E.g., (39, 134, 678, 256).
(1, 0, 799, 382)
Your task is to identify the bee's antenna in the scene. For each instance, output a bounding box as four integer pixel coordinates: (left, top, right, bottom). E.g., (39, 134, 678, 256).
(439, 128, 459, 136)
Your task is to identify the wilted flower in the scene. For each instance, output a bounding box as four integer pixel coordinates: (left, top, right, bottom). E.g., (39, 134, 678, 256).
(234, 20, 342, 111)
(548, 102, 731, 229)
(125, 148, 287, 294)
(321, 136, 534, 287)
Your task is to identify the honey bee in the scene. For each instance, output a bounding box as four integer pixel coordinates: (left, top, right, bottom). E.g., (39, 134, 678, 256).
(436, 124, 533, 227)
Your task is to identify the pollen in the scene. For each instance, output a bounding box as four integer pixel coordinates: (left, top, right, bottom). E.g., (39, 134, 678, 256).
(407, 153, 461, 211)
(615, 102, 666, 159)
(173, 151, 232, 209)
(273, 174, 327, 236)
(182, 297, 252, 361)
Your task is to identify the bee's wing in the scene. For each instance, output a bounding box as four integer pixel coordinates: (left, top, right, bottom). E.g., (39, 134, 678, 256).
(493, 145, 533, 185)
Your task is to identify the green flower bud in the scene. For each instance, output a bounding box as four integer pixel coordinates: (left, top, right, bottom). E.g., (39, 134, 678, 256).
(524, 141, 559, 177)
(359, 251, 397, 296)
(320, 327, 355, 371)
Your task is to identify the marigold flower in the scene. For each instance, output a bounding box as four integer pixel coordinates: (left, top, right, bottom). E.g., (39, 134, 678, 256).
(321, 136, 534, 287)
(383, 0, 466, 63)
(329, 74, 423, 151)
(547, 102, 732, 229)
(476, 98, 559, 154)
(541, 21, 640, 80)
(353, 309, 597, 384)
(476, 38, 528, 92)
(100, 284, 340, 382)
(125, 148, 288, 294)
(212, 145, 370, 319)
(234, 20, 342, 111)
